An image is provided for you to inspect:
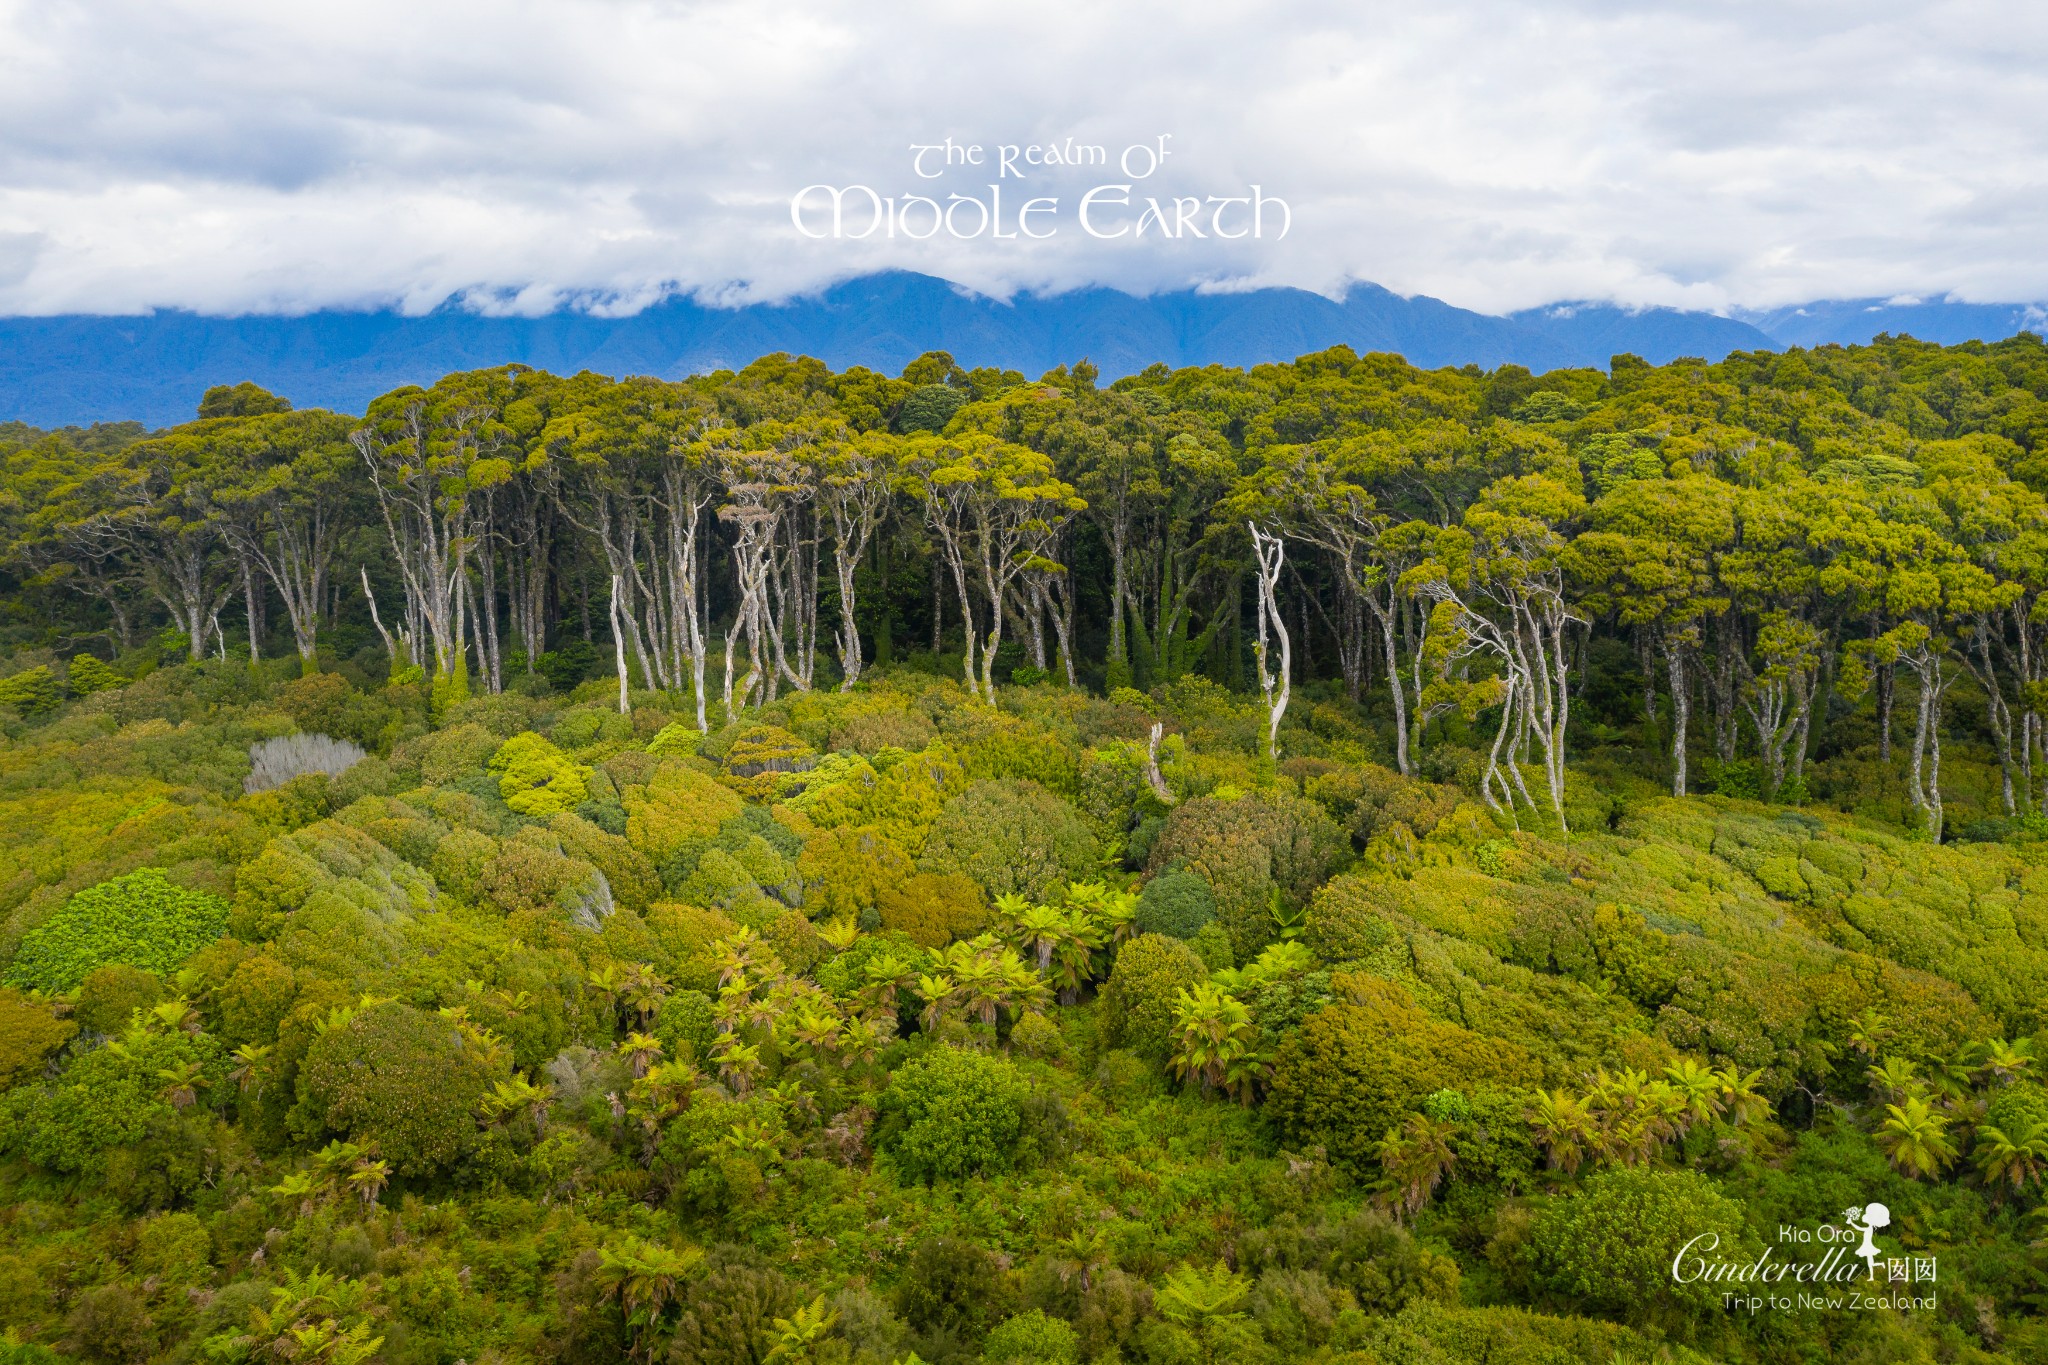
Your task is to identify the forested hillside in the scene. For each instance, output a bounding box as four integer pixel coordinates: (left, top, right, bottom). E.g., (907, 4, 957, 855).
(1, 335, 2047, 1364)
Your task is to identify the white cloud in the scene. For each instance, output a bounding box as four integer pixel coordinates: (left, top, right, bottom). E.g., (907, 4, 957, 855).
(0, 0, 2043, 316)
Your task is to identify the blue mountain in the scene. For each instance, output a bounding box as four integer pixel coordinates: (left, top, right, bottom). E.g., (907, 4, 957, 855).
(0, 271, 2039, 428)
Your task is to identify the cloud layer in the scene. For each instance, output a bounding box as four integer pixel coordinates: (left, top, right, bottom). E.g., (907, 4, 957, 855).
(1, 0, 2044, 317)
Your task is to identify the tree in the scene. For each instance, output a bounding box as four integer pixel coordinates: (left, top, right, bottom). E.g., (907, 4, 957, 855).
(1875, 1094, 1958, 1178)
(1406, 473, 1587, 827)
(880, 1045, 1026, 1182)
(1247, 523, 1291, 759)
(293, 1002, 502, 1176)
(814, 431, 897, 689)
(906, 432, 1083, 702)
(209, 410, 360, 672)
(352, 369, 541, 688)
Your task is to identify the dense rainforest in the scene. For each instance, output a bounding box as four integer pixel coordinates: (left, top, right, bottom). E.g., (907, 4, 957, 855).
(0, 335, 2047, 1364)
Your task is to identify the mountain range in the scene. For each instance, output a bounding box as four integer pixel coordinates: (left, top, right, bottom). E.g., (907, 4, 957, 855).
(1, 271, 2042, 428)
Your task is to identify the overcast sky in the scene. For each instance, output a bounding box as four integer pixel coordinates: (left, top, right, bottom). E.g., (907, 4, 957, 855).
(0, 0, 2044, 318)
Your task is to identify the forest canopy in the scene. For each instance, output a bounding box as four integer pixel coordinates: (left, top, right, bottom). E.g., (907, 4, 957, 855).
(0, 334, 2046, 1364)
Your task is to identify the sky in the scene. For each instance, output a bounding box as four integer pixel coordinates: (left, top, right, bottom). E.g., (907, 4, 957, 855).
(0, 0, 2044, 319)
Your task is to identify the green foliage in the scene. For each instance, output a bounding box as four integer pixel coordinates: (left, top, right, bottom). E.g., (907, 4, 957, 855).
(64, 654, 124, 695)
(879, 1044, 1026, 1182)
(489, 732, 592, 816)
(9, 343, 2048, 1363)
(3, 1023, 222, 1175)
(0, 987, 75, 1087)
(73, 964, 165, 1035)
(1135, 866, 1218, 939)
(5, 869, 230, 992)
(1269, 975, 1539, 1172)
(983, 1308, 1080, 1363)
(292, 1001, 501, 1176)
(0, 666, 64, 717)
(921, 778, 1100, 901)
(1149, 791, 1346, 961)
(1100, 932, 1208, 1061)
(1526, 1168, 1756, 1332)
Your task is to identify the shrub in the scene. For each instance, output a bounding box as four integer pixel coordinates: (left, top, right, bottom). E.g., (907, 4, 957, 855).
(762, 907, 824, 976)
(667, 1254, 799, 1365)
(622, 761, 745, 862)
(1303, 874, 1402, 963)
(719, 724, 818, 798)
(1135, 867, 1218, 939)
(984, 1309, 1080, 1364)
(922, 778, 1100, 901)
(550, 811, 660, 910)
(0, 665, 64, 717)
(73, 965, 165, 1036)
(798, 824, 917, 919)
(1268, 976, 1538, 1172)
(65, 654, 125, 695)
(875, 871, 988, 947)
(1148, 791, 1347, 961)
(61, 1283, 159, 1365)
(245, 734, 368, 793)
(896, 1234, 1011, 1338)
(275, 672, 400, 750)
(5, 869, 231, 993)
(653, 989, 717, 1065)
(0, 987, 75, 1088)
(832, 707, 936, 754)
(881, 1044, 1026, 1182)
(806, 749, 969, 856)
(415, 722, 501, 785)
(293, 1001, 500, 1176)
(1100, 933, 1207, 1061)
(7, 1026, 220, 1175)
(1526, 1168, 1755, 1332)
(1187, 921, 1234, 971)
(490, 732, 593, 817)
(1008, 1010, 1068, 1063)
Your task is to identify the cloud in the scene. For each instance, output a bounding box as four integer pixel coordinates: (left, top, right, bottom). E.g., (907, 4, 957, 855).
(0, 0, 2043, 317)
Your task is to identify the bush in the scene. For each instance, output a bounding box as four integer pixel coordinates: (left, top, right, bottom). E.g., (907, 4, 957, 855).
(1303, 874, 1402, 963)
(719, 724, 818, 798)
(1268, 976, 1538, 1172)
(275, 672, 400, 750)
(65, 654, 125, 695)
(896, 1234, 1011, 1338)
(6, 1025, 219, 1175)
(0, 665, 64, 717)
(73, 965, 165, 1036)
(245, 734, 368, 793)
(1100, 933, 1207, 1061)
(653, 989, 717, 1065)
(1526, 1168, 1755, 1332)
(1135, 867, 1218, 939)
(414, 722, 501, 785)
(293, 1001, 501, 1176)
(875, 871, 988, 947)
(797, 824, 917, 919)
(984, 1309, 1080, 1363)
(490, 732, 593, 817)
(921, 778, 1100, 901)
(1148, 791, 1347, 961)
(881, 1044, 1026, 1182)
(1187, 921, 1234, 971)
(5, 869, 231, 993)
(667, 1254, 799, 1364)
(0, 987, 75, 1088)
(623, 761, 745, 862)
